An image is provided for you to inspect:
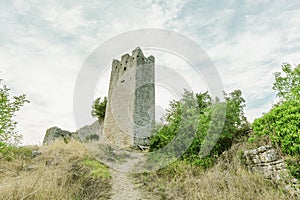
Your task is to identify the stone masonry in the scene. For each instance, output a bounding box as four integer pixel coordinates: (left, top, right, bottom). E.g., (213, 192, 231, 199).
(103, 47, 155, 147)
(243, 145, 288, 180)
(244, 145, 300, 197)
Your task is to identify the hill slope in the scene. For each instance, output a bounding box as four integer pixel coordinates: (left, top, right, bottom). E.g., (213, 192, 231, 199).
(0, 140, 111, 200)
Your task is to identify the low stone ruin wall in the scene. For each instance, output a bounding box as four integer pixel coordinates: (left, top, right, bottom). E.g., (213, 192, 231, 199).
(243, 145, 288, 180)
(243, 145, 300, 197)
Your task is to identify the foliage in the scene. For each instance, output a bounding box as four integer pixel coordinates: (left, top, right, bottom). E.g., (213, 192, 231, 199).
(252, 100, 300, 155)
(149, 99, 183, 151)
(273, 63, 300, 102)
(253, 63, 300, 156)
(0, 145, 33, 161)
(216, 90, 249, 153)
(0, 85, 29, 145)
(91, 97, 107, 121)
(149, 89, 249, 168)
(285, 155, 300, 179)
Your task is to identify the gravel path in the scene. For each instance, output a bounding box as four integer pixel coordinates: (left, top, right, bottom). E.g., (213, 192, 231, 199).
(110, 169, 144, 200)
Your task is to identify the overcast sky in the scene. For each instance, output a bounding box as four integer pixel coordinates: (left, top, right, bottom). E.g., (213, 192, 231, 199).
(1, 0, 300, 145)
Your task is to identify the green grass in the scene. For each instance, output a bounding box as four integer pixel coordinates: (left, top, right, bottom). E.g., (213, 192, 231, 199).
(82, 158, 110, 179)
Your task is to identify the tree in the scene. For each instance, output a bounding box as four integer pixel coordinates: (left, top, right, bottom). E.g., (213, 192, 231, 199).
(273, 63, 300, 102)
(91, 97, 107, 122)
(0, 85, 29, 146)
(214, 90, 249, 153)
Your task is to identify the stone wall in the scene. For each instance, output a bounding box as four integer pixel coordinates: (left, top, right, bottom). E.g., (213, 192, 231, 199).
(77, 120, 103, 142)
(244, 145, 300, 197)
(243, 145, 288, 180)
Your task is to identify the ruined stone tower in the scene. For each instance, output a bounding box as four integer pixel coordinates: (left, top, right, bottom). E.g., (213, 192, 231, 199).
(103, 47, 155, 147)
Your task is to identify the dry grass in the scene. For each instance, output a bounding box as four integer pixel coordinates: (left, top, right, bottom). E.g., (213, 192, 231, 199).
(135, 142, 296, 200)
(0, 140, 111, 200)
(1, 138, 296, 199)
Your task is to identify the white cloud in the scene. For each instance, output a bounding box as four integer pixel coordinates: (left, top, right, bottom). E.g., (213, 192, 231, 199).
(0, 0, 187, 144)
(1, 0, 300, 144)
(175, 0, 300, 122)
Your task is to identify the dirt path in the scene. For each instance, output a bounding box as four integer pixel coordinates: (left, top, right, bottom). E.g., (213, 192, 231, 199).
(78, 127, 157, 199)
(109, 169, 144, 200)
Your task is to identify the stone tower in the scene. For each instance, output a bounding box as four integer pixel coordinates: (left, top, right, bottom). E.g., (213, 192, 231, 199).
(103, 47, 155, 147)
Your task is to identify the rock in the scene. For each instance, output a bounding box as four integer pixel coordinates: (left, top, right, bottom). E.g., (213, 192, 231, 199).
(31, 150, 42, 157)
(43, 127, 79, 145)
(24, 165, 35, 171)
(43, 121, 103, 145)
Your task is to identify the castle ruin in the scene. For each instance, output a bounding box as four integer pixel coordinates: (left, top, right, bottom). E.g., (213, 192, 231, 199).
(103, 47, 155, 147)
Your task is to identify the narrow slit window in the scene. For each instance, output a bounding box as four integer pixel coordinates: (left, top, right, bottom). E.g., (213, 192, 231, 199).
(124, 67, 126, 71)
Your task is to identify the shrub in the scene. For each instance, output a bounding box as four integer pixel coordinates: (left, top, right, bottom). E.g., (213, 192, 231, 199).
(252, 100, 300, 155)
(149, 89, 249, 168)
(0, 145, 32, 161)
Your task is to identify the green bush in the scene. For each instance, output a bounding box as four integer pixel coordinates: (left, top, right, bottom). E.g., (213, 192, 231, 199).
(252, 63, 300, 156)
(0, 145, 32, 161)
(149, 89, 249, 168)
(253, 100, 300, 155)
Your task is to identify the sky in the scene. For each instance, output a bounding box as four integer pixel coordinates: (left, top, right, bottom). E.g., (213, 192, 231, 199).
(0, 0, 300, 145)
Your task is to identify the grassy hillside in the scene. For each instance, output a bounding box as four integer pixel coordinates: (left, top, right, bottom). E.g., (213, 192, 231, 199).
(134, 141, 297, 200)
(0, 138, 298, 200)
(0, 140, 111, 200)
